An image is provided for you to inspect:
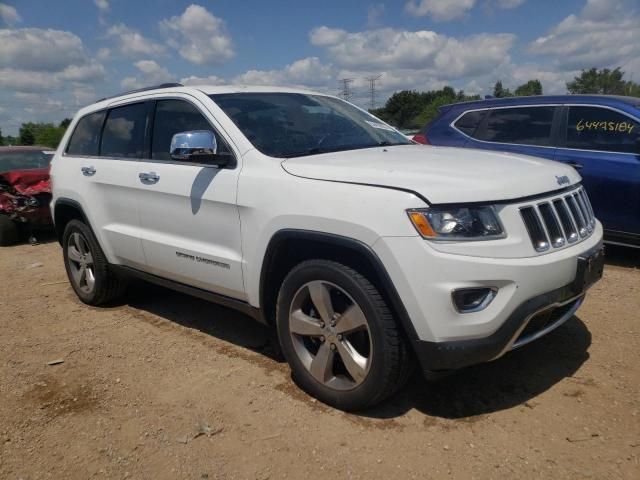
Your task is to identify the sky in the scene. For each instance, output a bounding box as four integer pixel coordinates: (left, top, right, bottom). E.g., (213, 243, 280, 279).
(1, 0, 639, 135)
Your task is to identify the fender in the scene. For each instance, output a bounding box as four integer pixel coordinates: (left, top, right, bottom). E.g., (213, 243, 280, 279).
(259, 229, 420, 342)
(53, 198, 93, 244)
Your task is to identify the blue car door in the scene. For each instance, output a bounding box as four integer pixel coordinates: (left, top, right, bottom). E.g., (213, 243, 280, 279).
(554, 105, 640, 236)
(462, 105, 559, 161)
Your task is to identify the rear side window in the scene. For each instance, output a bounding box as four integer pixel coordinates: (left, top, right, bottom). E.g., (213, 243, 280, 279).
(566, 106, 639, 154)
(100, 103, 148, 158)
(474, 106, 555, 146)
(66, 111, 105, 156)
(453, 110, 486, 136)
(151, 99, 230, 161)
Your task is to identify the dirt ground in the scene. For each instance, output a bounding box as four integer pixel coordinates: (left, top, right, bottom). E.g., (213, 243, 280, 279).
(0, 238, 638, 480)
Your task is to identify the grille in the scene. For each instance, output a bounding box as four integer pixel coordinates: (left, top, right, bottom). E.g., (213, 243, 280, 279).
(520, 187, 596, 252)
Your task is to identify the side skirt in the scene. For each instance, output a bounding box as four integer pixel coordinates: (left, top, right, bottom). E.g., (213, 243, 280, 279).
(112, 265, 265, 324)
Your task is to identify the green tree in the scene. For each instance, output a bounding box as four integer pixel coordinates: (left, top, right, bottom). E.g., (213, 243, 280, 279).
(17, 122, 66, 148)
(493, 80, 512, 98)
(19, 123, 36, 145)
(566, 67, 639, 95)
(514, 79, 543, 96)
(376, 90, 432, 128)
(34, 123, 65, 148)
(59, 118, 72, 129)
(0, 127, 3, 146)
(412, 89, 480, 127)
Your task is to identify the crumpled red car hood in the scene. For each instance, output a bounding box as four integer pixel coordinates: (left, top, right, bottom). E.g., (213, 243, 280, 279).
(0, 168, 51, 195)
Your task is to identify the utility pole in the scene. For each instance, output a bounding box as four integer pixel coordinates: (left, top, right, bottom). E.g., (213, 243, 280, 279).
(365, 74, 382, 110)
(339, 78, 354, 102)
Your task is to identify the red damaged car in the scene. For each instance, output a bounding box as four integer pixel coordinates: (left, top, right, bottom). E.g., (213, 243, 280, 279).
(0, 146, 54, 246)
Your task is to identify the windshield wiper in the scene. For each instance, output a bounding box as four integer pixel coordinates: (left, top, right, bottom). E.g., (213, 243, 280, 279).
(280, 142, 407, 158)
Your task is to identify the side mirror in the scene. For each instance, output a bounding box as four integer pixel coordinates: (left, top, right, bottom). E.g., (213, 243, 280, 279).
(170, 130, 229, 167)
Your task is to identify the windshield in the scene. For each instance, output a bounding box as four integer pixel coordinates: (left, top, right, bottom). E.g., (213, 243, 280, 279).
(0, 150, 53, 173)
(210, 92, 411, 158)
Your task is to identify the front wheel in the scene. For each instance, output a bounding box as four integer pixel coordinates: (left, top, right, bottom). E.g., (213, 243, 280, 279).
(276, 259, 410, 411)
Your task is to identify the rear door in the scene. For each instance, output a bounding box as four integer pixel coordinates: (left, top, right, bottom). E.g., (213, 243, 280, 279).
(554, 105, 640, 235)
(61, 103, 148, 268)
(133, 95, 245, 300)
(460, 105, 559, 160)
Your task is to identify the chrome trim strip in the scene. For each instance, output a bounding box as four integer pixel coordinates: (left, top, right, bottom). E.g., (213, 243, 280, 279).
(510, 295, 584, 351)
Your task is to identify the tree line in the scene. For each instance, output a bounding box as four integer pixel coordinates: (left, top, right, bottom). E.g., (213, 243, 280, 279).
(1, 67, 639, 148)
(374, 67, 640, 130)
(0, 119, 71, 149)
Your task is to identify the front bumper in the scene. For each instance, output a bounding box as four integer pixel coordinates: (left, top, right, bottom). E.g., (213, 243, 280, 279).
(413, 283, 585, 372)
(372, 222, 604, 373)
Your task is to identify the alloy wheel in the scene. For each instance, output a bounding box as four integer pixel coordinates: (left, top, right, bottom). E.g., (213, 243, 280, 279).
(288, 280, 372, 390)
(67, 232, 96, 294)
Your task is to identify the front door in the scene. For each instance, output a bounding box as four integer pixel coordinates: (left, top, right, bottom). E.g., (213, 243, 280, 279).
(133, 96, 245, 300)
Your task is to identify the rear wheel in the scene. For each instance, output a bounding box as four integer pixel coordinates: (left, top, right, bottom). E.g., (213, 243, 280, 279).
(0, 216, 19, 246)
(62, 220, 125, 305)
(276, 259, 410, 411)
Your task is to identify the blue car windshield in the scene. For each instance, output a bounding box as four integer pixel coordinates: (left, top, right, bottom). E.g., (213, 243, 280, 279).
(210, 92, 411, 158)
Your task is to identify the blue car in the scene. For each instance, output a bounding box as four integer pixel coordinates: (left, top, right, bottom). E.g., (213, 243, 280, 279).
(415, 95, 640, 248)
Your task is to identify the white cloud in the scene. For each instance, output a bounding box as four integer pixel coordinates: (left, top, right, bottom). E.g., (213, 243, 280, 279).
(107, 23, 165, 57)
(120, 59, 174, 90)
(97, 47, 111, 60)
(58, 61, 106, 82)
(309, 26, 514, 78)
(0, 3, 20, 26)
(309, 26, 347, 47)
(160, 4, 233, 65)
(367, 4, 385, 27)
(94, 0, 109, 24)
(233, 57, 333, 88)
(94, 0, 109, 11)
(0, 28, 88, 72)
(0, 27, 104, 94)
(405, 0, 476, 21)
(180, 74, 226, 86)
(488, 0, 525, 9)
(528, 0, 640, 72)
(0, 68, 59, 92)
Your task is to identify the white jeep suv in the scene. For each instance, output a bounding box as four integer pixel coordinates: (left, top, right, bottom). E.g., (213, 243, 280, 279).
(50, 84, 604, 411)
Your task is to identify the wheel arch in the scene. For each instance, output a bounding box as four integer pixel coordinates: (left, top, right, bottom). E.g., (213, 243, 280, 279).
(258, 229, 419, 342)
(53, 198, 92, 245)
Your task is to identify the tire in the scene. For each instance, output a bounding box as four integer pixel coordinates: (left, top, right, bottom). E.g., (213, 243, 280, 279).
(0, 215, 19, 246)
(62, 219, 126, 305)
(276, 259, 410, 411)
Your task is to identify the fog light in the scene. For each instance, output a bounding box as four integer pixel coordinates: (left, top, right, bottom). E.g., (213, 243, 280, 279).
(452, 287, 497, 313)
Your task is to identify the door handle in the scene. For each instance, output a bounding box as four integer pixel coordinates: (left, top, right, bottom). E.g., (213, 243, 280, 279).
(81, 166, 96, 176)
(139, 171, 160, 184)
(567, 161, 583, 170)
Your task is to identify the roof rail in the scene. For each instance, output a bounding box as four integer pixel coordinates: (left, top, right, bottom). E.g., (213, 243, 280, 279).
(96, 83, 183, 103)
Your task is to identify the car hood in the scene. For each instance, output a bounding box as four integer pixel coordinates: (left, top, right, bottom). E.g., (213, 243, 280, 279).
(281, 145, 581, 204)
(0, 168, 51, 196)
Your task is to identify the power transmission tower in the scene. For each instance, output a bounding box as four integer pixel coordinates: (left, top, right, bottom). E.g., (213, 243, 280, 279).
(365, 74, 382, 110)
(339, 78, 354, 102)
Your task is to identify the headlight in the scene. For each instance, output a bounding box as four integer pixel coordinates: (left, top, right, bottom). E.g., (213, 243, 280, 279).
(407, 206, 505, 241)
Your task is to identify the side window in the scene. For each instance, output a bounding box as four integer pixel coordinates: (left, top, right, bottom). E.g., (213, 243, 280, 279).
(454, 110, 486, 137)
(566, 106, 639, 154)
(66, 111, 106, 156)
(474, 106, 555, 146)
(100, 103, 148, 159)
(151, 99, 230, 161)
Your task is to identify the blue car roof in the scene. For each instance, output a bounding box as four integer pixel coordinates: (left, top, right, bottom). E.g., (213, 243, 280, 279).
(440, 94, 640, 113)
